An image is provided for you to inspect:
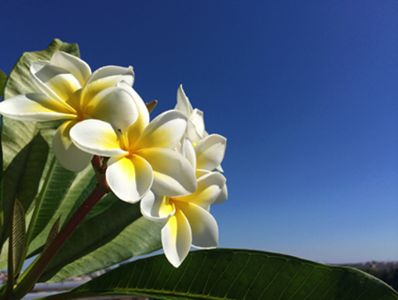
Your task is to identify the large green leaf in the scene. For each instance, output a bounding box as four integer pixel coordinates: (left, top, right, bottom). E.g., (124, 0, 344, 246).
(43, 249, 398, 300)
(0, 39, 80, 254)
(39, 195, 162, 282)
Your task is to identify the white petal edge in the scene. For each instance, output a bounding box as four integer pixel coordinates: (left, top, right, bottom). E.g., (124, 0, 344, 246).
(175, 201, 218, 249)
(70, 119, 128, 157)
(141, 190, 176, 221)
(175, 85, 192, 117)
(0, 93, 76, 121)
(195, 134, 227, 171)
(134, 110, 187, 150)
(181, 138, 196, 170)
(51, 51, 92, 86)
(137, 148, 197, 197)
(87, 87, 138, 129)
(190, 108, 205, 137)
(161, 208, 192, 268)
(107, 155, 153, 203)
(53, 121, 93, 172)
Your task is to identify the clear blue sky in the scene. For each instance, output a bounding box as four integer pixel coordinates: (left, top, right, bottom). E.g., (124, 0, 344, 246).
(1, 0, 397, 264)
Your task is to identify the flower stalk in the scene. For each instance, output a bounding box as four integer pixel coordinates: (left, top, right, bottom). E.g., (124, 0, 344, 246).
(10, 156, 109, 300)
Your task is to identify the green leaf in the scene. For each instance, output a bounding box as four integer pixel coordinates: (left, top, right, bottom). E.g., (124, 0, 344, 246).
(0, 69, 6, 99)
(45, 249, 398, 300)
(43, 217, 60, 252)
(39, 195, 162, 282)
(11, 199, 26, 275)
(0, 39, 80, 254)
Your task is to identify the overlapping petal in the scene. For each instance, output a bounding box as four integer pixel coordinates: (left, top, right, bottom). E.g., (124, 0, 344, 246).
(0, 93, 75, 121)
(175, 201, 218, 249)
(161, 208, 192, 268)
(81, 65, 134, 108)
(53, 120, 93, 172)
(176, 172, 226, 209)
(181, 138, 196, 170)
(106, 155, 153, 203)
(141, 191, 175, 221)
(50, 51, 91, 86)
(133, 110, 187, 151)
(70, 119, 128, 157)
(136, 148, 196, 197)
(175, 85, 193, 117)
(117, 81, 149, 142)
(30, 62, 81, 106)
(84, 87, 138, 129)
(195, 134, 227, 171)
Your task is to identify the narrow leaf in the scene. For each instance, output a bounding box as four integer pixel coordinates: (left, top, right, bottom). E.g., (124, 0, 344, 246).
(43, 217, 60, 252)
(0, 69, 6, 98)
(45, 249, 398, 300)
(12, 199, 26, 275)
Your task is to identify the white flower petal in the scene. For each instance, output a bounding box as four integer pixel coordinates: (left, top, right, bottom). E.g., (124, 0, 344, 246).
(0, 93, 76, 121)
(70, 119, 128, 157)
(134, 110, 187, 150)
(85, 87, 138, 129)
(181, 138, 196, 170)
(30, 62, 81, 106)
(175, 85, 192, 117)
(81, 65, 134, 106)
(195, 134, 227, 171)
(190, 108, 205, 137)
(53, 120, 93, 172)
(140, 190, 175, 221)
(107, 155, 153, 203)
(136, 148, 196, 197)
(213, 180, 228, 205)
(186, 119, 203, 143)
(50, 51, 91, 86)
(175, 201, 218, 249)
(176, 172, 226, 209)
(117, 81, 149, 141)
(161, 208, 192, 268)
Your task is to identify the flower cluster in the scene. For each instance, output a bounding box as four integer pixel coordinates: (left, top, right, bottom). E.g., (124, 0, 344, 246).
(0, 51, 227, 267)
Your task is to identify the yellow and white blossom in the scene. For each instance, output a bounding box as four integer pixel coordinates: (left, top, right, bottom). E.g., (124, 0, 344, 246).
(70, 82, 197, 203)
(0, 51, 138, 172)
(141, 136, 227, 267)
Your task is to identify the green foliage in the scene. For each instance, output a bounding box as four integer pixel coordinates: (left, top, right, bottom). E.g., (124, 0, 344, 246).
(44, 249, 398, 300)
(361, 268, 398, 292)
(0, 70, 6, 99)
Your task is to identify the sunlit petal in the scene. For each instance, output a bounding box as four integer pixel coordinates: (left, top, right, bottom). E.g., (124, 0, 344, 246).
(107, 155, 153, 203)
(176, 172, 226, 209)
(213, 182, 228, 205)
(181, 138, 196, 170)
(81, 65, 134, 107)
(161, 208, 191, 268)
(53, 120, 92, 172)
(117, 81, 149, 142)
(190, 108, 205, 137)
(186, 119, 203, 143)
(175, 85, 192, 117)
(85, 87, 138, 129)
(175, 201, 218, 249)
(141, 191, 175, 221)
(134, 110, 187, 150)
(195, 134, 227, 171)
(70, 119, 128, 157)
(137, 148, 197, 197)
(30, 62, 81, 105)
(50, 51, 91, 86)
(0, 93, 76, 121)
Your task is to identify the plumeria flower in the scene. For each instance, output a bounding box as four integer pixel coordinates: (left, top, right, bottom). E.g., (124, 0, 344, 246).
(175, 85, 224, 172)
(70, 81, 197, 203)
(0, 51, 138, 172)
(141, 138, 227, 267)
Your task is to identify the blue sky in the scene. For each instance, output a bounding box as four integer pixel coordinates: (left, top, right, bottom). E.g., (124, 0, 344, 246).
(1, 1, 397, 264)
